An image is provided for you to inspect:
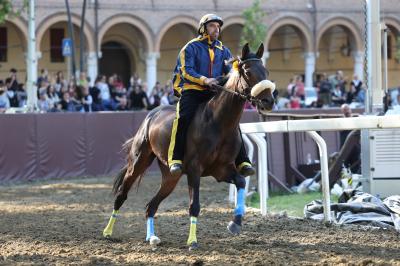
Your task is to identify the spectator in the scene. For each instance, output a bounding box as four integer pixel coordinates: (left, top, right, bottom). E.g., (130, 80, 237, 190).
(330, 70, 346, 94)
(347, 74, 363, 103)
(141, 82, 149, 97)
(78, 72, 88, 88)
(287, 76, 296, 98)
(290, 95, 301, 109)
(148, 87, 161, 109)
(318, 73, 332, 107)
(8, 68, 19, 90)
(16, 83, 27, 107)
(55, 71, 66, 93)
(5, 77, 18, 107)
(75, 85, 92, 112)
(0, 80, 10, 113)
(113, 75, 124, 91)
(113, 76, 128, 109)
(356, 87, 366, 103)
(164, 80, 177, 104)
(116, 97, 129, 111)
(47, 84, 60, 108)
(108, 75, 116, 98)
(295, 75, 305, 101)
(38, 88, 51, 112)
(97, 75, 114, 111)
(160, 89, 170, 106)
(37, 68, 48, 86)
(59, 91, 75, 112)
(129, 73, 141, 88)
(340, 104, 353, 147)
(331, 84, 346, 106)
(91, 76, 102, 111)
(7, 68, 19, 107)
(129, 85, 148, 110)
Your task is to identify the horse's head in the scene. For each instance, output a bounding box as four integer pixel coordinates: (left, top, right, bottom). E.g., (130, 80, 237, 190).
(232, 43, 276, 113)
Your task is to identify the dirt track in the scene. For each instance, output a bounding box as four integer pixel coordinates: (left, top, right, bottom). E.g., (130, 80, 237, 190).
(0, 174, 399, 265)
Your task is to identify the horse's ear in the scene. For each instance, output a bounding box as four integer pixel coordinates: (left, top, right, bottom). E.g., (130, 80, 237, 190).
(256, 43, 264, 59)
(241, 43, 250, 59)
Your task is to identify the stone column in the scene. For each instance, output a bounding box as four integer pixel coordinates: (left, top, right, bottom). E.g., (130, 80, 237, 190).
(146, 52, 160, 96)
(87, 51, 98, 87)
(262, 51, 270, 66)
(353, 51, 364, 81)
(304, 52, 316, 88)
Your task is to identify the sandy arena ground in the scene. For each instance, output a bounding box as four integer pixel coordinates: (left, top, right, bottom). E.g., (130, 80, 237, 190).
(0, 174, 399, 265)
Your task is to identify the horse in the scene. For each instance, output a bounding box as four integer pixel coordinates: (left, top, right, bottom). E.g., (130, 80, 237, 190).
(102, 43, 276, 250)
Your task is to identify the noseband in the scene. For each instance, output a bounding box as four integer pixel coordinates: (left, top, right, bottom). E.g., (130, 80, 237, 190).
(211, 57, 272, 105)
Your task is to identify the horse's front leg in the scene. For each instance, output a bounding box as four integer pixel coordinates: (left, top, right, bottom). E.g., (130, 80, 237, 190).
(227, 172, 246, 235)
(186, 174, 200, 251)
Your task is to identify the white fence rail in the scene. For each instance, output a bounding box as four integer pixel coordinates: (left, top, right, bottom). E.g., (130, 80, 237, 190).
(238, 115, 400, 222)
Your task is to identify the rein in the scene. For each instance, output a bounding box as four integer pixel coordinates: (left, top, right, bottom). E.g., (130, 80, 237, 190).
(211, 57, 265, 105)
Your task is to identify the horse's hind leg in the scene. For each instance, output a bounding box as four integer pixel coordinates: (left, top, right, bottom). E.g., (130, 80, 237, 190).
(103, 145, 155, 238)
(145, 160, 180, 245)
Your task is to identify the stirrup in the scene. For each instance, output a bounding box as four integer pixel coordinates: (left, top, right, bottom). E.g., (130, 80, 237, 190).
(169, 163, 182, 177)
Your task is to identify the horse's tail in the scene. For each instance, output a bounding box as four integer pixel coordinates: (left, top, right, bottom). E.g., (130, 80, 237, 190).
(112, 109, 159, 195)
(112, 165, 128, 195)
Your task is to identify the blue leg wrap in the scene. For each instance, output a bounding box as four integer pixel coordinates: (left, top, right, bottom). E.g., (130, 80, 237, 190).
(146, 217, 155, 241)
(234, 188, 246, 216)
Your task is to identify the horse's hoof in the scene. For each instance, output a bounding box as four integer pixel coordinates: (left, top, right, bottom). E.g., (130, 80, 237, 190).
(188, 242, 199, 251)
(227, 221, 242, 235)
(103, 231, 112, 238)
(149, 235, 161, 246)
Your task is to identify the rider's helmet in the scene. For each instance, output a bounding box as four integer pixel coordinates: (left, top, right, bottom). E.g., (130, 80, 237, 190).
(198, 14, 224, 34)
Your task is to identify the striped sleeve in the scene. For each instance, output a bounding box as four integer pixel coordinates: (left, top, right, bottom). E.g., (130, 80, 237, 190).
(179, 43, 207, 85)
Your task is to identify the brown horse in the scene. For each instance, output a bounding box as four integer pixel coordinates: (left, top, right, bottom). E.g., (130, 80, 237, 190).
(103, 43, 276, 250)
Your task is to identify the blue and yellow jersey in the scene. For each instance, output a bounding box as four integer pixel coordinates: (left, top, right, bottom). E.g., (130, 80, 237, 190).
(172, 35, 232, 95)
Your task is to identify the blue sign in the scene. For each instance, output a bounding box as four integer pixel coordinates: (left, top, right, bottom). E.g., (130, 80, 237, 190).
(62, 38, 72, 57)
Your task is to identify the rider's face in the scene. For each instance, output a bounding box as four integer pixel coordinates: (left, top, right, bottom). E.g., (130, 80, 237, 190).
(206, 22, 220, 41)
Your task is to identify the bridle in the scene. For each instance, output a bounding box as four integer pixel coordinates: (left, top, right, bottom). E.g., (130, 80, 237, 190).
(211, 57, 273, 105)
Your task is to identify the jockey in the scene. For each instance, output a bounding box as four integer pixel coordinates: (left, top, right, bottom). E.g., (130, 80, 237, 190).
(168, 13, 255, 177)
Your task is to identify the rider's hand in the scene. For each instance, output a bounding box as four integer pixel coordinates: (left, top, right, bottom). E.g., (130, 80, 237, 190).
(204, 78, 218, 87)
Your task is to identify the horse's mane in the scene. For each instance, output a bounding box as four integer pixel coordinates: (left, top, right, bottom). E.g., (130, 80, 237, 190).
(223, 52, 259, 92)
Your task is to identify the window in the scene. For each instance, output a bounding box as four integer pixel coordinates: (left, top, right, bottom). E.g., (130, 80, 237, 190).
(50, 28, 64, 62)
(387, 35, 392, 59)
(0, 27, 7, 62)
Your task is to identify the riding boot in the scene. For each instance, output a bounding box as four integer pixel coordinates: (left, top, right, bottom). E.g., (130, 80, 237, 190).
(235, 128, 256, 176)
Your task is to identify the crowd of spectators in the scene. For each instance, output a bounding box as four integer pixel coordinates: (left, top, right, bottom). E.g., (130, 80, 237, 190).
(0, 68, 177, 113)
(2, 68, 400, 113)
(278, 70, 368, 109)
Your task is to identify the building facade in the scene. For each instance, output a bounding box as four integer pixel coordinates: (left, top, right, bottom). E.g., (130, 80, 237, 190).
(1, 0, 399, 91)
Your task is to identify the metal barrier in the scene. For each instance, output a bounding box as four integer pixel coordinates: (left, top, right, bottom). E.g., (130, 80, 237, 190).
(238, 115, 400, 222)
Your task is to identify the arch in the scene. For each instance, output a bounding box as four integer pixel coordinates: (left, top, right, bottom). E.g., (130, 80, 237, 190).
(223, 15, 245, 29)
(101, 34, 137, 69)
(36, 12, 95, 52)
(220, 19, 244, 56)
(99, 41, 133, 86)
(265, 16, 313, 53)
(154, 16, 197, 53)
(3, 17, 28, 48)
(384, 16, 400, 35)
(99, 14, 153, 53)
(317, 16, 363, 52)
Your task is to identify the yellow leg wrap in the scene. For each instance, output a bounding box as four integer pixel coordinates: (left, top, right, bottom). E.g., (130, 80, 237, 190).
(237, 162, 251, 172)
(187, 216, 197, 245)
(103, 210, 119, 237)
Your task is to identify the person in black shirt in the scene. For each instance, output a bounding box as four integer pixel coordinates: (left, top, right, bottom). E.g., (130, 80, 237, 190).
(90, 76, 102, 111)
(129, 85, 148, 110)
